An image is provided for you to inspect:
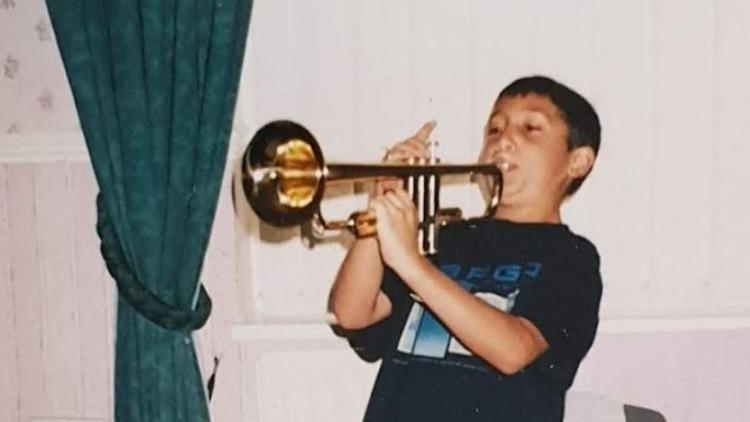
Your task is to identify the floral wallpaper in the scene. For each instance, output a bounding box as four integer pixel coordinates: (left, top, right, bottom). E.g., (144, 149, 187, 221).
(0, 0, 79, 136)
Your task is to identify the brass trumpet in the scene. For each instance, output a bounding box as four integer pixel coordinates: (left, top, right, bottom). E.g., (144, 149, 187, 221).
(241, 120, 502, 255)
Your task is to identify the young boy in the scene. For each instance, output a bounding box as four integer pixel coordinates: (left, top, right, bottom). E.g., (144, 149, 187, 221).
(329, 76, 602, 421)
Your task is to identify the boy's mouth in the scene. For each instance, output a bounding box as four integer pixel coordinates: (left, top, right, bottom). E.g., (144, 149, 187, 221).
(497, 158, 517, 173)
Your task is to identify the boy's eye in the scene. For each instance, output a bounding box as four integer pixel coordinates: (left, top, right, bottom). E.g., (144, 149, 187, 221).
(525, 124, 541, 132)
(487, 127, 501, 135)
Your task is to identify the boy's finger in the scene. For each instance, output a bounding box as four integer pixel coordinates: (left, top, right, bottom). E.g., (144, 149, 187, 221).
(382, 187, 410, 209)
(376, 176, 402, 187)
(386, 145, 423, 161)
(393, 188, 415, 209)
(370, 198, 386, 223)
(393, 139, 429, 155)
(382, 190, 408, 212)
(377, 176, 401, 185)
(374, 195, 399, 223)
(388, 145, 429, 162)
(413, 120, 437, 142)
(404, 137, 429, 149)
(403, 139, 429, 158)
(368, 195, 380, 211)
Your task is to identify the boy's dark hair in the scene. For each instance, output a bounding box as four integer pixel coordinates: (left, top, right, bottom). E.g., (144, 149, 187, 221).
(497, 76, 601, 196)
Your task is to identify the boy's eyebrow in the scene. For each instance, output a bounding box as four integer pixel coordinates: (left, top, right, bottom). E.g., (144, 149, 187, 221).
(488, 110, 502, 122)
(488, 108, 551, 123)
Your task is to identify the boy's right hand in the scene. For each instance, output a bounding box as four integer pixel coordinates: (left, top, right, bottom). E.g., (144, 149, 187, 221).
(372, 121, 437, 197)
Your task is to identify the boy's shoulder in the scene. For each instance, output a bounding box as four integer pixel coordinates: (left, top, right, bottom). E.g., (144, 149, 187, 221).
(564, 227, 598, 255)
(566, 229, 600, 267)
(560, 229, 602, 293)
(443, 217, 599, 260)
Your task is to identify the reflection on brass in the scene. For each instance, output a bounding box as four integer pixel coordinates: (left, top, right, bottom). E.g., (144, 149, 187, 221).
(274, 139, 319, 208)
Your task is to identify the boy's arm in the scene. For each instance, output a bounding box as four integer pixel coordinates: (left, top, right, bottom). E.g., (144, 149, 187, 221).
(328, 237, 393, 330)
(329, 121, 438, 330)
(400, 258, 548, 374)
(371, 188, 549, 375)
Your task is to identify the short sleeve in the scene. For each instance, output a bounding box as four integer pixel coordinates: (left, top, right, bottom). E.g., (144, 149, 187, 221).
(510, 238, 603, 388)
(346, 267, 412, 362)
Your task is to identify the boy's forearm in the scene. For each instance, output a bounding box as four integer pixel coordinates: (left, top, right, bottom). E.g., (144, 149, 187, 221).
(329, 237, 390, 329)
(396, 258, 549, 374)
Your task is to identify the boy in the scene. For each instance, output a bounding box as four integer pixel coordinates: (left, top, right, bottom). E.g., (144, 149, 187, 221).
(329, 76, 602, 421)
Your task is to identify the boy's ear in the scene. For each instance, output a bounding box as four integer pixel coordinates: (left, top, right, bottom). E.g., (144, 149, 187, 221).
(567, 146, 595, 179)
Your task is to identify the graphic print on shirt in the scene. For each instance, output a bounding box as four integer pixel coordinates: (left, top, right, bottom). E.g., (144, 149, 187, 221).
(397, 261, 542, 359)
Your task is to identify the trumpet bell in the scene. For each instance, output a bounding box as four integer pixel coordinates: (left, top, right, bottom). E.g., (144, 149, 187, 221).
(241, 120, 326, 227)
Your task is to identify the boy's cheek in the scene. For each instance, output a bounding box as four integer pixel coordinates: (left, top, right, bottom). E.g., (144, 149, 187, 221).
(479, 144, 497, 163)
(477, 148, 490, 163)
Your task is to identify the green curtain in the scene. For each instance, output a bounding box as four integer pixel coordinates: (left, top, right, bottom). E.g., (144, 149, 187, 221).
(45, 1, 253, 420)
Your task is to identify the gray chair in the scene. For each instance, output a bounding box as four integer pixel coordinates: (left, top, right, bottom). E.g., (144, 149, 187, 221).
(624, 404, 667, 422)
(565, 391, 667, 422)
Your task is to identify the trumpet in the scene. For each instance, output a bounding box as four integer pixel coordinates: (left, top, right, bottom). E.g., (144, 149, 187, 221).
(241, 120, 502, 255)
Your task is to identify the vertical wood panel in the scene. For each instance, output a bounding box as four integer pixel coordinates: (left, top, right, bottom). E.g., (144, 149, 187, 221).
(198, 166, 244, 421)
(650, 0, 714, 310)
(257, 349, 376, 422)
(0, 164, 20, 422)
(472, 0, 539, 103)
(529, 0, 595, 86)
(302, 0, 357, 161)
(34, 161, 82, 415)
(412, 0, 475, 162)
(586, 0, 656, 315)
(711, 0, 750, 307)
(6, 163, 49, 419)
(354, 0, 413, 162)
(247, 0, 358, 147)
(240, 345, 261, 422)
(70, 162, 113, 418)
(245, 0, 298, 122)
(206, 346, 243, 421)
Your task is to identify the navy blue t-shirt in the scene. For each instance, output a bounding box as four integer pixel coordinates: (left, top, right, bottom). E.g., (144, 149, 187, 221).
(348, 218, 602, 422)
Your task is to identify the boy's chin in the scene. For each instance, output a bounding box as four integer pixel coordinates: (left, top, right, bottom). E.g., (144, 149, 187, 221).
(498, 184, 524, 204)
(498, 193, 523, 209)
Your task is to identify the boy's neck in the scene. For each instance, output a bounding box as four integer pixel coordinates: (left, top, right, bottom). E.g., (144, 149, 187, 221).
(493, 203, 563, 224)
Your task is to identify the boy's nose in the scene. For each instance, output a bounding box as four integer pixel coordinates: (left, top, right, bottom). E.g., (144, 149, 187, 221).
(499, 136, 516, 152)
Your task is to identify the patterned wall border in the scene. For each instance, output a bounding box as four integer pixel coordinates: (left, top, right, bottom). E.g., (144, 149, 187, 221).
(0, 130, 248, 163)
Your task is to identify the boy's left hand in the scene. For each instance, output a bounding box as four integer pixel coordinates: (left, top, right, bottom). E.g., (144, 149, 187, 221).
(369, 187, 423, 274)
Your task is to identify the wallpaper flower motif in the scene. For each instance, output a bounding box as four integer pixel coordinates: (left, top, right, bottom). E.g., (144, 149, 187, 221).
(38, 88, 54, 112)
(0, 0, 80, 137)
(35, 17, 51, 41)
(3, 54, 18, 79)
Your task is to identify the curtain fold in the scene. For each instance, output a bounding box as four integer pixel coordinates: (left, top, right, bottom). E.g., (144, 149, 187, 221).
(45, 1, 253, 420)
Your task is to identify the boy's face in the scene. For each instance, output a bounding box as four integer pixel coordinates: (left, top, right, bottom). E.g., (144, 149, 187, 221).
(480, 94, 579, 214)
